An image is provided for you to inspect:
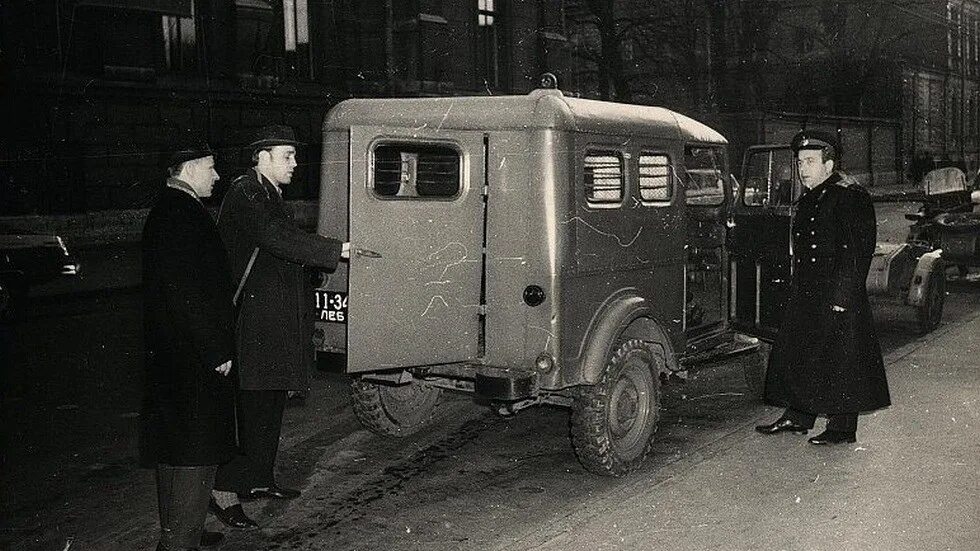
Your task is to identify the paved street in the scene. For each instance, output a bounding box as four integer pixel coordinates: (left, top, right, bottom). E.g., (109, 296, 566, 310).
(1, 203, 978, 551)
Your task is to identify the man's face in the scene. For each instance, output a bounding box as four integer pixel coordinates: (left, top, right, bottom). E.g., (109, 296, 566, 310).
(261, 145, 297, 186)
(796, 149, 833, 189)
(183, 156, 219, 197)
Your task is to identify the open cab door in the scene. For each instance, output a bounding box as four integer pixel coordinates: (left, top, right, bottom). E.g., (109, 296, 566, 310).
(728, 145, 799, 340)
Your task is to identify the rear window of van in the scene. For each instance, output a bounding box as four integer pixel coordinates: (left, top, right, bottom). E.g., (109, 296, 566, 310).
(373, 144, 461, 199)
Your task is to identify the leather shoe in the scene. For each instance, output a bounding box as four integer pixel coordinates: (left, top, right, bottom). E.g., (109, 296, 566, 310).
(240, 485, 300, 500)
(755, 418, 810, 435)
(808, 430, 857, 445)
(208, 498, 258, 530)
(199, 531, 224, 548)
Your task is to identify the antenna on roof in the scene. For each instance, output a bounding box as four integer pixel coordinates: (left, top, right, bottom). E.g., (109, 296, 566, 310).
(539, 73, 558, 90)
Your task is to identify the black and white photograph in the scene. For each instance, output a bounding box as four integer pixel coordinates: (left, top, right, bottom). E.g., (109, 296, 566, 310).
(1, 1, 978, 550)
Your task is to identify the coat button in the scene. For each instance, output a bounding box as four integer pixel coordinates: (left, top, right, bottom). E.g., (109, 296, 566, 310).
(811, 244, 817, 249)
(810, 257, 816, 262)
(810, 217, 815, 221)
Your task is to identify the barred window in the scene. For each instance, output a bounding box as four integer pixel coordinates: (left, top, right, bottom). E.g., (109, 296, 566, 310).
(584, 152, 623, 204)
(373, 144, 461, 199)
(639, 153, 672, 203)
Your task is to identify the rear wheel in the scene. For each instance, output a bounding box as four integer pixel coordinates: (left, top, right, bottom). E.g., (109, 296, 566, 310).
(917, 262, 946, 333)
(570, 339, 662, 477)
(350, 376, 442, 437)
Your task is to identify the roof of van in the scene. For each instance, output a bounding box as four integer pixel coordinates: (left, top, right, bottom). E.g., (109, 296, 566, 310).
(323, 89, 727, 144)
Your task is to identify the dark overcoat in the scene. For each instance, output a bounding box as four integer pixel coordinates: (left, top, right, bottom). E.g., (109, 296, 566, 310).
(218, 169, 342, 391)
(140, 186, 237, 466)
(765, 173, 891, 414)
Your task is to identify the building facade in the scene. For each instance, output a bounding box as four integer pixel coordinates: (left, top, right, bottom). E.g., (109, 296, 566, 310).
(0, 0, 568, 214)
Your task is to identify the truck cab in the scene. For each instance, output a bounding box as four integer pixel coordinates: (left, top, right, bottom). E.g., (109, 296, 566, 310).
(314, 87, 759, 476)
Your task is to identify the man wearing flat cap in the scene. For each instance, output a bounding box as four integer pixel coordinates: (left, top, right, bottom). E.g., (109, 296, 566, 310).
(210, 125, 348, 526)
(141, 143, 235, 550)
(755, 129, 890, 445)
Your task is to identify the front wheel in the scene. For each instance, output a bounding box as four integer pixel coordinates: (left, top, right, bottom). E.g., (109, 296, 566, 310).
(917, 263, 946, 334)
(570, 339, 662, 477)
(350, 376, 442, 437)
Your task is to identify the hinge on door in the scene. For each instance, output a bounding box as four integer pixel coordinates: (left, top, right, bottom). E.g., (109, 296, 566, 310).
(477, 304, 487, 316)
(482, 184, 489, 196)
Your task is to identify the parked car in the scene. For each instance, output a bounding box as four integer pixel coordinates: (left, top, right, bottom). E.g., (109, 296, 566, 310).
(0, 234, 80, 317)
(312, 85, 764, 476)
(906, 167, 980, 279)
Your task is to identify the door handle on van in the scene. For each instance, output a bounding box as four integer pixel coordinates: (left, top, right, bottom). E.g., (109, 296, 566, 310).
(354, 248, 382, 258)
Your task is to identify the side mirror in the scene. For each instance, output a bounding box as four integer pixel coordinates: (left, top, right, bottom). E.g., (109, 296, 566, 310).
(972, 190, 980, 204)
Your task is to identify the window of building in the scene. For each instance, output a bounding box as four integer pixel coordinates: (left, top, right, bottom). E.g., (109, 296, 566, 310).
(638, 153, 673, 203)
(584, 152, 624, 204)
(163, 8, 197, 72)
(373, 144, 461, 199)
(684, 146, 726, 206)
(235, 0, 312, 80)
(477, 0, 502, 89)
(70, 1, 198, 78)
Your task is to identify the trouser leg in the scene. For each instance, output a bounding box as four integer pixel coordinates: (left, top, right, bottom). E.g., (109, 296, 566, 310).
(827, 413, 858, 433)
(214, 389, 286, 493)
(241, 389, 287, 488)
(157, 464, 217, 550)
(781, 408, 816, 429)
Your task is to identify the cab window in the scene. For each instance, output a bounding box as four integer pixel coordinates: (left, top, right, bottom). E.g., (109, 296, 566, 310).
(584, 151, 624, 205)
(638, 153, 673, 204)
(373, 143, 461, 199)
(742, 148, 798, 206)
(684, 146, 726, 206)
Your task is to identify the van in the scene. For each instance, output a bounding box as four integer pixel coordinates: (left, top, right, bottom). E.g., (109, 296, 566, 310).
(313, 86, 759, 476)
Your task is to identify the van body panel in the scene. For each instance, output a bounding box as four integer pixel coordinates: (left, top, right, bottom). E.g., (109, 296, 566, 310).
(322, 90, 727, 143)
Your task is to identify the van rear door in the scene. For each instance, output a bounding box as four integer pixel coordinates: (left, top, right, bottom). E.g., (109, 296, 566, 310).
(346, 127, 486, 373)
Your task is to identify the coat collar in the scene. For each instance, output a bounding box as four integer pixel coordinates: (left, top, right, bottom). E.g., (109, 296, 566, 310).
(254, 168, 283, 199)
(166, 177, 202, 203)
(803, 172, 842, 201)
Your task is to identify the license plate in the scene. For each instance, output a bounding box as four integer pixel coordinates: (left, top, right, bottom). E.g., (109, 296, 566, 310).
(314, 290, 347, 323)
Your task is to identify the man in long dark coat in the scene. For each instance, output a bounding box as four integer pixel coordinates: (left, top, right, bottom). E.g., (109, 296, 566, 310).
(141, 144, 235, 550)
(210, 125, 348, 526)
(755, 130, 891, 445)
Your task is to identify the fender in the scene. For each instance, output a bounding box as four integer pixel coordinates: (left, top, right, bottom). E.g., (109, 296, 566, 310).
(907, 249, 944, 307)
(578, 289, 677, 385)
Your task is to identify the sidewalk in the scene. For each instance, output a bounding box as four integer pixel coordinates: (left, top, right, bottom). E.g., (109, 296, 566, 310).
(505, 311, 980, 551)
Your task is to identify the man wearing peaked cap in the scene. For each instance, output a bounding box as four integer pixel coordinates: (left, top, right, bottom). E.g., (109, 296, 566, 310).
(142, 143, 235, 549)
(790, 129, 841, 163)
(756, 129, 890, 446)
(209, 125, 349, 526)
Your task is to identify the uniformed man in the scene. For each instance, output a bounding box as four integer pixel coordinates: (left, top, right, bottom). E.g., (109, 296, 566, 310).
(755, 130, 891, 445)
